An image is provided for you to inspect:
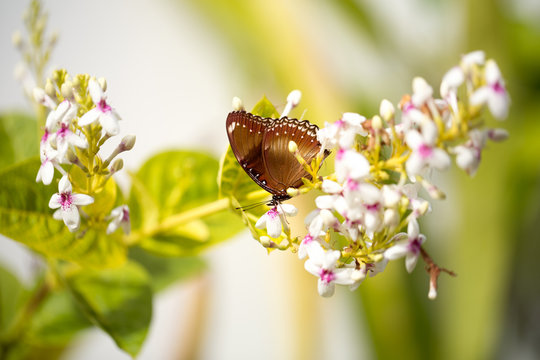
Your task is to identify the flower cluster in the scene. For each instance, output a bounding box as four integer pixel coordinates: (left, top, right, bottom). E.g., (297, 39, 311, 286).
(252, 51, 510, 298)
(33, 71, 134, 233)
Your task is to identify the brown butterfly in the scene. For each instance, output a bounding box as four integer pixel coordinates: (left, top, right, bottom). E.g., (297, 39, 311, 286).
(226, 110, 329, 205)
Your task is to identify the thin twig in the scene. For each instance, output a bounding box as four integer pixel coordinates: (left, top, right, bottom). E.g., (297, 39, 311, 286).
(420, 246, 456, 299)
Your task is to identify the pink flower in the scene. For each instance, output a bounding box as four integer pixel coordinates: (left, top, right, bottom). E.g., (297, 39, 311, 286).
(405, 121, 450, 177)
(470, 60, 510, 120)
(49, 176, 94, 232)
(79, 79, 121, 135)
(384, 219, 426, 273)
(304, 242, 361, 297)
(255, 204, 297, 238)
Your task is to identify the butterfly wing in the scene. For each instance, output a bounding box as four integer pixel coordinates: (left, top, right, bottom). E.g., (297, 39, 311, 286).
(226, 111, 279, 195)
(262, 117, 324, 195)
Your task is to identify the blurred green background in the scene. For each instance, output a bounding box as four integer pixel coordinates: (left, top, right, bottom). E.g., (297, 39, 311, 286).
(1, 0, 539, 359)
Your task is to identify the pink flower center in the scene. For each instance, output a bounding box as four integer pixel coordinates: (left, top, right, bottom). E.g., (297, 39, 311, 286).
(337, 148, 345, 161)
(345, 178, 359, 191)
(408, 237, 422, 255)
(418, 143, 433, 158)
(320, 268, 336, 284)
(98, 99, 111, 113)
(60, 192, 73, 210)
(492, 81, 505, 94)
(122, 208, 130, 222)
(41, 130, 50, 144)
(403, 101, 415, 113)
(57, 124, 69, 139)
(302, 234, 313, 245)
(267, 207, 279, 219)
(335, 119, 345, 128)
(365, 203, 380, 212)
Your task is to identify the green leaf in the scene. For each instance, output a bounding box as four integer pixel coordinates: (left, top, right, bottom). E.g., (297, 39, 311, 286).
(250, 95, 280, 118)
(0, 112, 39, 171)
(66, 261, 152, 357)
(217, 145, 267, 203)
(129, 150, 245, 256)
(25, 289, 90, 346)
(0, 158, 127, 268)
(129, 247, 206, 292)
(0, 265, 28, 335)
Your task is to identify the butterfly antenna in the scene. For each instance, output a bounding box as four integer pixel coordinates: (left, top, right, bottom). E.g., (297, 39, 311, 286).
(235, 200, 268, 211)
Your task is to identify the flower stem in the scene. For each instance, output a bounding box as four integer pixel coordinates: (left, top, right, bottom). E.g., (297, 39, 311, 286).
(126, 189, 270, 246)
(0, 280, 50, 357)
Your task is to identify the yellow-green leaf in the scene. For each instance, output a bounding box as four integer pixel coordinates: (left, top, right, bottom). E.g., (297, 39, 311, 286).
(0, 158, 126, 268)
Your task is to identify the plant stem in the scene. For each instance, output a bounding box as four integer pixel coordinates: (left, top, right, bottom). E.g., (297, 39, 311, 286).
(0, 281, 50, 358)
(126, 189, 270, 245)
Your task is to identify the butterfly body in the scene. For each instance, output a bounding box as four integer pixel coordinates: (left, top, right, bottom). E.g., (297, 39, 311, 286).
(226, 110, 328, 205)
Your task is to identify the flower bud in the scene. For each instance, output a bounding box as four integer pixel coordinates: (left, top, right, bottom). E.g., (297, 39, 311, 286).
(287, 89, 302, 107)
(110, 158, 124, 174)
(288, 140, 298, 153)
(260, 236, 272, 247)
(45, 79, 56, 99)
(232, 96, 244, 111)
(120, 135, 136, 151)
(371, 115, 383, 130)
(61, 81, 73, 99)
(287, 188, 299, 197)
(72, 76, 81, 89)
(98, 77, 107, 92)
(421, 179, 446, 200)
(487, 128, 509, 142)
(379, 99, 395, 122)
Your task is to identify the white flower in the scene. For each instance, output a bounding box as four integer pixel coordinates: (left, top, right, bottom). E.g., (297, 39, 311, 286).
(405, 122, 450, 177)
(452, 129, 487, 176)
(460, 50, 485, 70)
(49, 176, 94, 232)
(255, 204, 297, 238)
(106, 205, 131, 234)
(440, 66, 464, 101)
(411, 77, 433, 107)
(53, 123, 88, 163)
(384, 219, 426, 273)
(470, 59, 510, 120)
(33, 87, 56, 110)
(36, 146, 58, 185)
(400, 99, 430, 132)
(304, 242, 357, 297)
(335, 149, 370, 183)
(317, 113, 366, 151)
(79, 79, 121, 135)
(46, 100, 78, 131)
(298, 233, 322, 259)
(307, 208, 337, 237)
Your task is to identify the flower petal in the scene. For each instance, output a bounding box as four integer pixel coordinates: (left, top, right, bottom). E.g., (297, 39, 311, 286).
(88, 79, 105, 105)
(266, 215, 282, 238)
(78, 108, 100, 126)
(318, 279, 336, 297)
(405, 253, 420, 273)
(58, 175, 72, 193)
(71, 193, 94, 206)
(49, 194, 62, 209)
(100, 113, 120, 136)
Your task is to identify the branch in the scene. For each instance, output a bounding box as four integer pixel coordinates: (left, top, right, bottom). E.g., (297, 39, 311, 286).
(420, 246, 456, 300)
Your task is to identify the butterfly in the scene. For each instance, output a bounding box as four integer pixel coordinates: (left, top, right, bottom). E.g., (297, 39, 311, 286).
(226, 110, 329, 205)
